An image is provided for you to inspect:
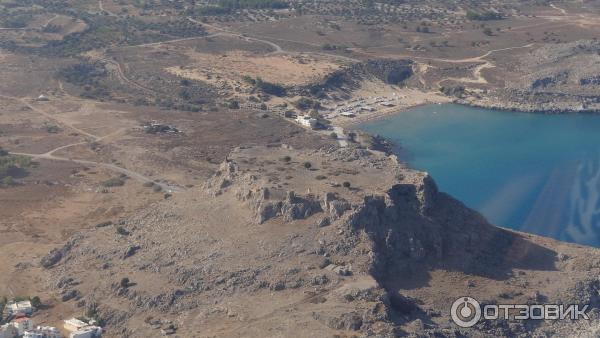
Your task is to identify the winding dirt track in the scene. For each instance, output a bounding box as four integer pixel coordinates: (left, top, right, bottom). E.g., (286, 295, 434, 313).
(10, 150, 181, 192)
(98, 0, 117, 16)
(100, 58, 157, 94)
(422, 43, 536, 86)
(1, 94, 182, 192)
(0, 94, 99, 140)
(187, 18, 361, 62)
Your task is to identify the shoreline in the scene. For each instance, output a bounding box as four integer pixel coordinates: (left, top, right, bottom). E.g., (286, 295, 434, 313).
(334, 93, 600, 131)
(329, 90, 451, 129)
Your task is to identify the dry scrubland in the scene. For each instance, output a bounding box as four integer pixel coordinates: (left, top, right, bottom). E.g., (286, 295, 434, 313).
(2, 0, 600, 337)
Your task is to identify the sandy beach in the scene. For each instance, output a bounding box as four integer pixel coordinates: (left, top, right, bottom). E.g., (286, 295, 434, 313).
(329, 87, 451, 128)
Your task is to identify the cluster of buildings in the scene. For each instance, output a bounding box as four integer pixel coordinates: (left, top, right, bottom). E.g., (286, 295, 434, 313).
(0, 300, 101, 338)
(142, 121, 181, 134)
(324, 94, 402, 119)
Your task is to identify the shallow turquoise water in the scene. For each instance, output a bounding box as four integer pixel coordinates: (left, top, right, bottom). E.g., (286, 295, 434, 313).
(359, 104, 600, 247)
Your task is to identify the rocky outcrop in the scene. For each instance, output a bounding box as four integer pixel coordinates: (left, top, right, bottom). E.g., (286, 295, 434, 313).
(206, 155, 356, 224)
(40, 235, 82, 268)
(297, 59, 415, 95)
(39, 146, 600, 337)
(468, 40, 600, 113)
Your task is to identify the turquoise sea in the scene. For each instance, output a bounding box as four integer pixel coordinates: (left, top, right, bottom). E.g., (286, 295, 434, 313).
(359, 104, 600, 247)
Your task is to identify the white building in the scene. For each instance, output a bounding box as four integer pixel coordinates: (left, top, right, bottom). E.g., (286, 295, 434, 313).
(23, 331, 42, 338)
(24, 326, 61, 338)
(69, 326, 102, 338)
(6, 301, 33, 316)
(0, 324, 19, 338)
(63, 319, 86, 333)
(64, 319, 101, 338)
(13, 317, 34, 336)
(295, 116, 317, 129)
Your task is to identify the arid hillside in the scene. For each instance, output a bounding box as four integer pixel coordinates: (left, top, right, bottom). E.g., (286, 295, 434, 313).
(36, 146, 600, 337)
(3, 0, 600, 337)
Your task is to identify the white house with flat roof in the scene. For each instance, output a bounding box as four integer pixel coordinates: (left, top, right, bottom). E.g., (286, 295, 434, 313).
(24, 326, 61, 338)
(63, 319, 87, 333)
(64, 319, 101, 338)
(295, 115, 318, 129)
(6, 301, 33, 316)
(69, 326, 101, 338)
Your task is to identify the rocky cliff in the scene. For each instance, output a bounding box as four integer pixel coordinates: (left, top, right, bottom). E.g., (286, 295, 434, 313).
(39, 145, 600, 337)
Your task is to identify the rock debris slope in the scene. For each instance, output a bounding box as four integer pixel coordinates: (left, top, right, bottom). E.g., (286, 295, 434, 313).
(42, 146, 600, 337)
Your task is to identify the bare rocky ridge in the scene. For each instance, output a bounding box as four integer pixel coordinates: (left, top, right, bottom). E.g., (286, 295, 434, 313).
(298, 59, 417, 96)
(463, 40, 600, 113)
(39, 146, 600, 337)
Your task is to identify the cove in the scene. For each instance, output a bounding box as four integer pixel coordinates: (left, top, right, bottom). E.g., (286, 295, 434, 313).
(359, 104, 600, 247)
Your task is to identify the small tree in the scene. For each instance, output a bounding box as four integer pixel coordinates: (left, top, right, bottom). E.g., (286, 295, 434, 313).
(303, 162, 312, 169)
(30, 296, 41, 308)
(120, 277, 130, 288)
(2, 176, 15, 186)
(116, 226, 129, 236)
(342, 181, 351, 188)
(227, 100, 240, 109)
(347, 132, 357, 142)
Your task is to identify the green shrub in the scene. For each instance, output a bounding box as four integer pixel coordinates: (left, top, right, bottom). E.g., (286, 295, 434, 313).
(294, 97, 320, 110)
(255, 78, 286, 97)
(30, 296, 41, 308)
(0, 155, 31, 181)
(227, 100, 240, 109)
(116, 226, 129, 236)
(102, 178, 125, 187)
(466, 10, 503, 21)
(1, 176, 15, 187)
